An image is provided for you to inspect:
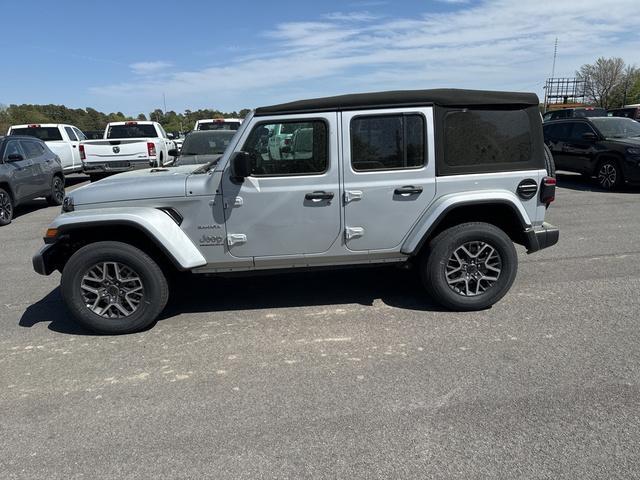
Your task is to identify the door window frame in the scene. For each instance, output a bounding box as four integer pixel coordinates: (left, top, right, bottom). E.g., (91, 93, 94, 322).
(349, 112, 427, 172)
(240, 118, 331, 178)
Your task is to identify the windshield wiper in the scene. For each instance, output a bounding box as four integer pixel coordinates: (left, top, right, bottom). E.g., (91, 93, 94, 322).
(193, 158, 220, 174)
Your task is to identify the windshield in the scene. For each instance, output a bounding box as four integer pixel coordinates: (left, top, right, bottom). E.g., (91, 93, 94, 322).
(590, 117, 640, 138)
(107, 124, 158, 139)
(182, 131, 236, 155)
(9, 127, 62, 141)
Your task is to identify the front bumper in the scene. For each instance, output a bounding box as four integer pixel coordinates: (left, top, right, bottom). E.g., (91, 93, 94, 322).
(525, 222, 559, 253)
(32, 243, 57, 276)
(82, 158, 152, 173)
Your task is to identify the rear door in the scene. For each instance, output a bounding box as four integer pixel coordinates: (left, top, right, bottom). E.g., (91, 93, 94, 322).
(64, 126, 81, 169)
(221, 113, 341, 263)
(543, 122, 572, 170)
(21, 140, 52, 196)
(341, 107, 436, 252)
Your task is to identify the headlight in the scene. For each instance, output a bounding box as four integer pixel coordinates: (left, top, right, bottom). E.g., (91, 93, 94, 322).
(62, 196, 74, 213)
(626, 147, 640, 156)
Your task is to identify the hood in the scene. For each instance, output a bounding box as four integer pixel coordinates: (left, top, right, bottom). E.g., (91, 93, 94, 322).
(70, 166, 200, 206)
(175, 153, 223, 166)
(607, 136, 640, 147)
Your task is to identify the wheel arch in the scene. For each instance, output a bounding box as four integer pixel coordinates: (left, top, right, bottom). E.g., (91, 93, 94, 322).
(402, 195, 533, 256)
(593, 152, 625, 176)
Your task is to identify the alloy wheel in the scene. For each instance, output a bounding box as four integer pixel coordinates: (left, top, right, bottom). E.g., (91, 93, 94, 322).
(445, 241, 502, 297)
(53, 177, 65, 203)
(0, 191, 12, 221)
(598, 163, 617, 189)
(80, 262, 144, 318)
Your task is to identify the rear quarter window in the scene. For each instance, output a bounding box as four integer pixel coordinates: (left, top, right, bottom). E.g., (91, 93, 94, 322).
(439, 108, 540, 175)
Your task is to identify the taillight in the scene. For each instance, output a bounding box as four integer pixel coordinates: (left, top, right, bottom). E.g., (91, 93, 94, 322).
(540, 176, 556, 205)
(147, 142, 156, 157)
(79, 144, 86, 160)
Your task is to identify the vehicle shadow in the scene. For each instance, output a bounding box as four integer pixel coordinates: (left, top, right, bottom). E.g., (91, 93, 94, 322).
(19, 288, 96, 335)
(556, 171, 640, 193)
(65, 175, 89, 188)
(160, 266, 446, 320)
(13, 199, 51, 220)
(19, 267, 446, 335)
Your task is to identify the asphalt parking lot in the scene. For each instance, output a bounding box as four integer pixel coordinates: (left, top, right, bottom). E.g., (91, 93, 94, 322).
(1, 173, 639, 479)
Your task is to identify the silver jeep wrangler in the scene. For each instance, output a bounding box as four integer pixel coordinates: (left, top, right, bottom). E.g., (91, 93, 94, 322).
(33, 89, 559, 334)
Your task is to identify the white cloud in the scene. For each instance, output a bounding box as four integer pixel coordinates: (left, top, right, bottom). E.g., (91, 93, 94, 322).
(129, 61, 173, 75)
(93, 0, 640, 112)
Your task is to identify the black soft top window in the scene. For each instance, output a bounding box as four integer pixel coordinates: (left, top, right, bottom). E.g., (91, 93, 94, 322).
(438, 106, 543, 176)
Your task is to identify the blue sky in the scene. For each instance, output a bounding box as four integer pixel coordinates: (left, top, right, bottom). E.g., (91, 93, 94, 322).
(1, 0, 638, 115)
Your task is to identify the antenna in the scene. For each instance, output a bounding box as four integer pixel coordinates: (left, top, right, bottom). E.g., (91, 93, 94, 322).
(550, 37, 558, 79)
(163, 93, 167, 114)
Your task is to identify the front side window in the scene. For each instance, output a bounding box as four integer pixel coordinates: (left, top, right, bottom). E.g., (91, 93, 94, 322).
(443, 109, 532, 169)
(569, 123, 595, 140)
(350, 114, 425, 171)
(3, 141, 23, 161)
(242, 120, 328, 176)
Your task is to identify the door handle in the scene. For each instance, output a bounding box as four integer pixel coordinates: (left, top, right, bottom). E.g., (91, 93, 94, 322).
(305, 191, 334, 201)
(394, 186, 423, 195)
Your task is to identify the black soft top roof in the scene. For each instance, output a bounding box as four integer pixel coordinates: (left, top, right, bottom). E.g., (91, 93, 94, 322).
(255, 88, 539, 116)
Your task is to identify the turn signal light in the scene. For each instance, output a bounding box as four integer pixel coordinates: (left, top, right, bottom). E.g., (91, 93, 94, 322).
(147, 142, 156, 157)
(45, 228, 58, 239)
(540, 176, 556, 205)
(79, 144, 86, 160)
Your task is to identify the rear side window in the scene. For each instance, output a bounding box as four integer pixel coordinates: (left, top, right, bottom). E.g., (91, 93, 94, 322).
(21, 140, 45, 159)
(441, 108, 536, 175)
(64, 127, 78, 141)
(350, 114, 425, 171)
(10, 127, 63, 141)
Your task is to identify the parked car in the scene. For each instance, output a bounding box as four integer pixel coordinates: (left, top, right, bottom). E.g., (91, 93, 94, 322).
(7, 123, 85, 173)
(607, 107, 640, 122)
(194, 118, 242, 131)
(170, 130, 236, 166)
(33, 88, 558, 334)
(543, 116, 640, 189)
(0, 136, 64, 226)
(542, 107, 607, 122)
(80, 121, 176, 181)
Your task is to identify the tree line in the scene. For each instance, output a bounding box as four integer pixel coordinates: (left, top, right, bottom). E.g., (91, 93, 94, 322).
(0, 104, 250, 136)
(576, 57, 640, 108)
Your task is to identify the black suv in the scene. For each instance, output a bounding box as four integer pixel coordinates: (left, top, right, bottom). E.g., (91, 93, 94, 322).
(542, 107, 607, 122)
(543, 117, 640, 190)
(607, 107, 640, 122)
(0, 136, 65, 226)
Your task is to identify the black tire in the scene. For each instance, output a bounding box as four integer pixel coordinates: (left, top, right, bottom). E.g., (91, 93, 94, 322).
(543, 144, 556, 178)
(61, 241, 169, 334)
(46, 175, 65, 206)
(595, 158, 622, 190)
(0, 187, 13, 226)
(420, 222, 518, 311)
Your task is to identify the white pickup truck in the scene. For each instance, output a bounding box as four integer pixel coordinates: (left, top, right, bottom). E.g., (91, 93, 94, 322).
(80, 121, 176, 179)
(7, 124, 86, 173)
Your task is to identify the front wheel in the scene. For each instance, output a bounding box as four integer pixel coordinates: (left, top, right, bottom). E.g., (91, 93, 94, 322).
(596, 159, 622, 190)
(61, 241, 169, 334)
(420, 222, 518, 311)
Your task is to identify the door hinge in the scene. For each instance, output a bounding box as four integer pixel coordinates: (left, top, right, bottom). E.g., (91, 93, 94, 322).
(344, 190, 363, 203)
(224, 197, 243, 209)
(227, 234, 247, 246)
(345, 226, 365, 241)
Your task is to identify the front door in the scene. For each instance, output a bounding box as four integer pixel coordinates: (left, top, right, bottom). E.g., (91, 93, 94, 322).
(221, 113, 341, 260)
(564, 122, 597, 173)
(341, 108, 437, 252)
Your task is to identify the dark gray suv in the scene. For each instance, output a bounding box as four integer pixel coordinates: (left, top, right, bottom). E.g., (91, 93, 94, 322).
(0, 136, 65, 226)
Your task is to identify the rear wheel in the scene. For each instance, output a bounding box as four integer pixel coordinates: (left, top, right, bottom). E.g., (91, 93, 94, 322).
(596, 159, 622, 190)
(46, 175, 65, 206)
(0, 188, 13, 226)
(61, 241, 169, 334)
(420, 222, 518, 311)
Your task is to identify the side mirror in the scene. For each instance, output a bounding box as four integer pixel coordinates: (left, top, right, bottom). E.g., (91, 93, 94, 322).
(6, 153, 24, 162)
(582, 132, 598, 141)
(230, 151, 252, 180)
(167, 133, 175, 139)
(168, 149, 179, 157)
